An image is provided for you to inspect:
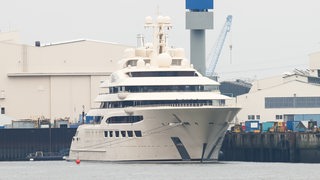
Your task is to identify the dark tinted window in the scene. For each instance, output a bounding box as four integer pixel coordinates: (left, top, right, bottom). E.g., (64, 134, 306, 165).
(127, 131, 133, 137)
(134, 131, 142, 137)
(130, 71, 198, 77)
(265, 97, 320, 108)
(93, 116, 103, 123)
(107, 116, 143, 124)
(103, 100, 214, 109)
(115, 131, 119, 137)
(121, 131, 126, 137)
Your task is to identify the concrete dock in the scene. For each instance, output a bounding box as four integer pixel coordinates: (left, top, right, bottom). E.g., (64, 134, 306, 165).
(221, 132, 320, 163)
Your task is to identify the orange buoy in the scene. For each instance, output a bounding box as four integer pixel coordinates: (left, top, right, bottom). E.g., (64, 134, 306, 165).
(76, 159, 80, 164)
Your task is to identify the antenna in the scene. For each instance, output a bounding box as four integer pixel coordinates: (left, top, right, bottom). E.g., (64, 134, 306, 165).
(156, 5, 160, 16)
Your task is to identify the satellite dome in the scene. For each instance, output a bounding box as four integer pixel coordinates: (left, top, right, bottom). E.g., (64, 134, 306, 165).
(181, 58, 190, 68)
(137, 58, 145, 68)
(145, 16, 153, 24)
(157, 53, 172, 67)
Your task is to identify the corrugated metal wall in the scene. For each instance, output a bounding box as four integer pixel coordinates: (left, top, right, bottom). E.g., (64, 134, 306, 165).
(0, 128, 76, 161)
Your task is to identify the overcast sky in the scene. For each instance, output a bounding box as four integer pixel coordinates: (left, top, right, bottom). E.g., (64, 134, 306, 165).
(1, 0, 320, 81)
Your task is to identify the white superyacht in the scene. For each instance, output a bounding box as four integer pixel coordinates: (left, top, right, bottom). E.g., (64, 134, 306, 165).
(69, 16, 240, 162)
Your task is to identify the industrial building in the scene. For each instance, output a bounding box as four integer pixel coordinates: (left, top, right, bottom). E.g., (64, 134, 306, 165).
(0, 31, 131, 124)
(236, 51, 320, 124)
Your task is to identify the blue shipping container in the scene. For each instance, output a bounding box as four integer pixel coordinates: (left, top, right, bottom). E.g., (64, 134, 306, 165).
(286, 121, 294, 131)
(245, 120, 260, 132)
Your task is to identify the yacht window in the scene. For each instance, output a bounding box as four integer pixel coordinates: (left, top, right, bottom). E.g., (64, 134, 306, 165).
(115, 131, 120, 137)
(104, 131, 108, 137)
(126, 59, 138, 67)
(220, 100, 225, 106)
(134, 130, 142, 137)
(105, 100, 216, 108)
(106, 116, 143, 123)
(171, 59, 182, 65)
(109, 87, 119, 93)
(129, 71, 197, 77)
(100, 102, 105, 108)
(109, 131, 113, 137)
(121, 131, 126, 137)
(123, 85, 204, 93)
(93, 116, 103, 123)
(144, 59, 151, 64)
(204, 85, 219, 91)
(127, 131, 133, 137)
(212, 100, 219, 106)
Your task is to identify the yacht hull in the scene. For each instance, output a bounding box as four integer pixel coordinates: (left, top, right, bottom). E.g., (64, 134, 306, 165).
(68, 106, 240, 162)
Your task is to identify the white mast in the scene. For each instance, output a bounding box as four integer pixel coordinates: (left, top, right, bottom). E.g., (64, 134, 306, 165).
(144, 16, 172, 55)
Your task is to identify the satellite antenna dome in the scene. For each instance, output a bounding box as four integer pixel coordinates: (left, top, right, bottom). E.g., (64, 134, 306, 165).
(137, 58, 145, 68)
(145, 16, 153, 24)
(163, 16, 171, 24)
(157, 53, 172, 67)
(181, 58, 190, 67)
(157, 15, 165, 23)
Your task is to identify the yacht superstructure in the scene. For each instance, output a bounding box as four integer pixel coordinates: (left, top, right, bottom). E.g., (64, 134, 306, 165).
(68, 15, 240, 162)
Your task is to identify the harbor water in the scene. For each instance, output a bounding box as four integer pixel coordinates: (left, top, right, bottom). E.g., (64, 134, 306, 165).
(0, 161, 319, 180)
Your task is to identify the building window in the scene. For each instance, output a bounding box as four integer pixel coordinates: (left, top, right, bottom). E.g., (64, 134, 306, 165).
(265, 97, 320, 108)
(276, 115, 283, 120)
(248, 115, 255, 120)
(1, 107, 5, 114)
(104, 131, 108, 137)
(308, 76, 320, 84)
(109, 131, 113, 137)
(256, 115, 260, 120)
(115, 131, 119, 137)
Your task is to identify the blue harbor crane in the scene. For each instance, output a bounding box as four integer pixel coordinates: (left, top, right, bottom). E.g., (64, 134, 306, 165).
(206, 15, 233, 78)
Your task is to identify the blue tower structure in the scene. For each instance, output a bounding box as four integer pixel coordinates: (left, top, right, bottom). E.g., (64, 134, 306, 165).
(186, 0, 214, 75)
